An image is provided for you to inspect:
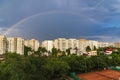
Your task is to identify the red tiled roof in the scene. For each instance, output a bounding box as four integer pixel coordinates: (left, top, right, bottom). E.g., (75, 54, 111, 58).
(106, 48, 113, 51)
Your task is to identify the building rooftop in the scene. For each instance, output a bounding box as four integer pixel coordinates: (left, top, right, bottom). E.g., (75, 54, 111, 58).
(77, 69, 120, 80)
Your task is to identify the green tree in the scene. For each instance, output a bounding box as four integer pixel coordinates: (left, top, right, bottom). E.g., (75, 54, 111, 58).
(86, 46, 91, 52)
(35, 47, 47, 56)
(0, 53, 34, 80)
(93, 46, 97, 50)
(42, 58, 70, 80)
(28, 55, 47, 80)
(51, 47, 58, 56)
(91, 55, 108, 71)
(111, 53, 120, 66)
(24, 46, 32, 57)
(66, 48, 71, 55)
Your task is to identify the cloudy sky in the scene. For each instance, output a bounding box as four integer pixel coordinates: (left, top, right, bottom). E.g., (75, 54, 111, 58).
(0, 0, 120, 42)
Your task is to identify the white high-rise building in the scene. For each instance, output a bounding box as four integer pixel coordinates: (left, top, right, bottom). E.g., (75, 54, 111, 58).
(16, 38, 24, 54)
(24, 39, 39, 51)
(98, 42, 114, 48)
(79, 39, 88, 52)
(114, 43, 120, 48)
(54, 38, 68, 51)
(68, 39, 77, 49)
(7, 37, 24, 54)
(88, 40, 99, 50)
(42, 40, 53, 52)
(54, 39, 58, 49)
(7, 38, 16, 53)
(0, 36, 7, 54)
(41, 38, 115, 54)
(78, 39, 99, 52)
(42, 38, 79, 52)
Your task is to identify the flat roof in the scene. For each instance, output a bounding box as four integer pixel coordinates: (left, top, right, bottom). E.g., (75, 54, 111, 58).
(77, 69, 120, 80)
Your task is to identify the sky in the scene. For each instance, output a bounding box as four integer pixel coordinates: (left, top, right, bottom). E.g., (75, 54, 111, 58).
(0, 0, 120, 42)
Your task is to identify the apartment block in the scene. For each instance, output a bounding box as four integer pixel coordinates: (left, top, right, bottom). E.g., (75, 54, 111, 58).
(54, 38, 68, 51)
(24, 39, 39, 51)
(0, 36, 7, 54)
(114, 43, 120, 48)
(7, 37, 24, 54)
(42, 40, 53, 52)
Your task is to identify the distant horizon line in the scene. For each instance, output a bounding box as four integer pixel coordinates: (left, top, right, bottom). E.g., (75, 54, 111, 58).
(1, 35, 120, 43)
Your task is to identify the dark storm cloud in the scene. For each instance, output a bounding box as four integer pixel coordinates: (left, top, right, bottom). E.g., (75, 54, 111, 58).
(0, 0, 120, 42)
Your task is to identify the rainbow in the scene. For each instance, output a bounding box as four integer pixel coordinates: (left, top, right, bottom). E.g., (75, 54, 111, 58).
(1, 0, 105, 36)
(1, 10, 85, 35)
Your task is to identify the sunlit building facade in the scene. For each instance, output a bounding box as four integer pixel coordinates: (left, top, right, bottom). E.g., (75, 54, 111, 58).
(54, 38, 68, 51)
(41, 38, 116, 54)
(114, 43, 120, 48)
(79, 39, 88, 52)
(68, 39, 78, 49)
(7, 37, 24, 54)
(16, 38, 24, 54)
(88, 40, 99, 50)
(42, 40, 53, 52)
(0, 36, 7, 54)
(24, 39, 39, 51)
(98, 42, 114, 48)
